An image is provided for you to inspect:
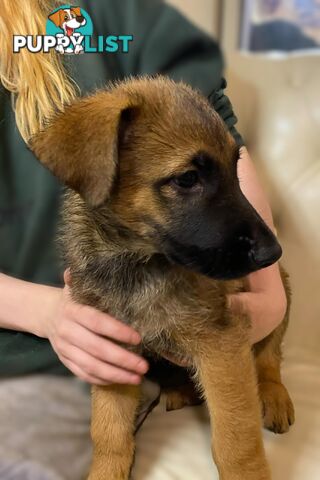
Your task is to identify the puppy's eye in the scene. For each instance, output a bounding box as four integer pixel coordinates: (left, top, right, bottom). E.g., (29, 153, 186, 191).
(172, 171, 199, 189)
(64, 15, 69, 20)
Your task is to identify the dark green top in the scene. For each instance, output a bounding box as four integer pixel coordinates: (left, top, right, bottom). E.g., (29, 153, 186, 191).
(0, 0, 242, 377)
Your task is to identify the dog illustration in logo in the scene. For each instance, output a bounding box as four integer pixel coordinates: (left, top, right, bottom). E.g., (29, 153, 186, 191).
(48, 7, 87, 54)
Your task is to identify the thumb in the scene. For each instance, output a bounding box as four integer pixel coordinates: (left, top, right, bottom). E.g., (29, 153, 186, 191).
(227, 292, 251, 315)
(63, 268, 72, 286)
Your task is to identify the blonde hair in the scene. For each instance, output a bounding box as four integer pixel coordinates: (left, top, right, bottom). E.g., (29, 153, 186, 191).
(0, 0, 79, 143)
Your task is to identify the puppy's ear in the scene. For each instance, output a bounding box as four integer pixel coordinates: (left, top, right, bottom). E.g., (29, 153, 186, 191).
(30, 93, 138, 207)
(48, 10, 63, 27)
(71, 7, 82, 17)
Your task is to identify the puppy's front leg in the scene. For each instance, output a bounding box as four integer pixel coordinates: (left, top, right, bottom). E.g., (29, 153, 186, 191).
(88, 384, 141, 480)
(195, 320, 271, 480)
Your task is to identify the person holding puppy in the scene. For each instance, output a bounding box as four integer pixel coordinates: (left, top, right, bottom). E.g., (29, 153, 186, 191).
(0, 0, 287, 478)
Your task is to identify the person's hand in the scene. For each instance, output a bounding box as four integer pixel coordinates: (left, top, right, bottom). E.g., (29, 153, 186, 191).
(227, 265, 287, 344)
(227, 147, 287, 344)
(43, 270, 148, 385)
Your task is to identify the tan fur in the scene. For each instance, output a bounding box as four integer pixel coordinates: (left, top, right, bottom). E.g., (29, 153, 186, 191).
(31, 77, 294, 480)
(89, 384, 141, 480)
(254, 269, 295, 434)
(32, 91, 139, 207)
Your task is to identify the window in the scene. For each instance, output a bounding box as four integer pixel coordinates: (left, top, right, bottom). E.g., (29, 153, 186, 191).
(241, 0, 320, 52)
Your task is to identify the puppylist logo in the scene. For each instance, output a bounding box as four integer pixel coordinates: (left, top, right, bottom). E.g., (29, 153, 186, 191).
(13, 5, 133, 55)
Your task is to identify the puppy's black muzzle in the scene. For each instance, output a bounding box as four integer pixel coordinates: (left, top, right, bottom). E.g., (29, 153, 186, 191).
(166, 230, 281, 280)
(163, 193, 282, 281)
(249, 231, 282, 270)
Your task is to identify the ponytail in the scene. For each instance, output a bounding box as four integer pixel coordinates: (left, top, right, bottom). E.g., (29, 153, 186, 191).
(0, 0, 78, 142)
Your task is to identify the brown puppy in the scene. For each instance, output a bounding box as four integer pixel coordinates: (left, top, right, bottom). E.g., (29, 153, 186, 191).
(31, 77, 294, 480)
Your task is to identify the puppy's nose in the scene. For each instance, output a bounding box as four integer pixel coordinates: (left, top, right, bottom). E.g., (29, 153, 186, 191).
(76, 15, 84, 23)
(251, 240, 282, 269)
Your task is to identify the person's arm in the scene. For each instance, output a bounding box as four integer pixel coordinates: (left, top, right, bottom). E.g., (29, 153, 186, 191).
(228, 147, 287, 344)
(208, 82, 286, 342)
(0, 273, 148, 384)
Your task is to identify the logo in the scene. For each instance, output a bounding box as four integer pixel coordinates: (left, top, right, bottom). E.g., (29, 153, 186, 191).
(13, 5, 133, 55)
(46, 5, 93, 54)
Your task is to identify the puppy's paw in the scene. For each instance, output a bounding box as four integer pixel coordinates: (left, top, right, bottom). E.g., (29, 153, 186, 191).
(166, 384, 204, 411)
(89, 449, 133, 480)
(259, 381, 295, 434)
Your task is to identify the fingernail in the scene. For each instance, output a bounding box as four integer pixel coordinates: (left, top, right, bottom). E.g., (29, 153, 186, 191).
(131, 334, 142, 345)
(226, 298, 231, 309)
(130, 375, 142, 385)
(137, 360, 149, 374)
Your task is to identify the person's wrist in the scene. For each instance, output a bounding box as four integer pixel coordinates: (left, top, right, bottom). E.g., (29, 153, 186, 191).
(32, 285, 63, 338)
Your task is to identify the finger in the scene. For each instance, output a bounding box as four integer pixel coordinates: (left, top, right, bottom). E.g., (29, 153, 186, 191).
(59, 343, 142, 385)
(60, 355, 110, 385)
(228, 292, 267, 327)
(64, 268, 72, 286)
(63, 322, 148, 375)
(239, 145, 247, 160)
(227, 293, 250, 315)
(70, 304, 142, 346)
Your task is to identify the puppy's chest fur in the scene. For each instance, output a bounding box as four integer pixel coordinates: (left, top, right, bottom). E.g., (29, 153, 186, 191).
(61, 193, 245, 358)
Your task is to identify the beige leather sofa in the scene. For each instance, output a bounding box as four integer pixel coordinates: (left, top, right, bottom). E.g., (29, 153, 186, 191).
(133, 52, 320, 479)
(226, 52, 320, 356)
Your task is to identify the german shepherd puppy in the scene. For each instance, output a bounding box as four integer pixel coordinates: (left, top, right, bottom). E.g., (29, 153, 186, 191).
(31, 77, 294, 480)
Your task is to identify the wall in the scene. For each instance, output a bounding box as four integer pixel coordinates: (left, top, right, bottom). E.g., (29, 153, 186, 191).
(166, 0, 244, 57)
(166, 0, 221, 37)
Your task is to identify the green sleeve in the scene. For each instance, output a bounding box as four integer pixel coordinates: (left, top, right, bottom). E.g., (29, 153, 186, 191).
(84, 0, 242, 144)
(209, 79, 245, 146)
(84, 0, 223, 93)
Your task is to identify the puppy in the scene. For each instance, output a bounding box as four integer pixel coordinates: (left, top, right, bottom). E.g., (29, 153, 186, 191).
(31, 76, 294, 480)
(48, 6, 86, 54)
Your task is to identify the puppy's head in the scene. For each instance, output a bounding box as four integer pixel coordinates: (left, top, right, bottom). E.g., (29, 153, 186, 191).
(31, 77, 281, 280)
(48, 7, 86, 30)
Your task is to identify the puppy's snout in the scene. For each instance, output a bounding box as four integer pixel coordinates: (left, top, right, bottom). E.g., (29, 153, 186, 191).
(76, 15, 85, 23)
(246, 219, 282, 269)
(250, 238, 282, 269)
